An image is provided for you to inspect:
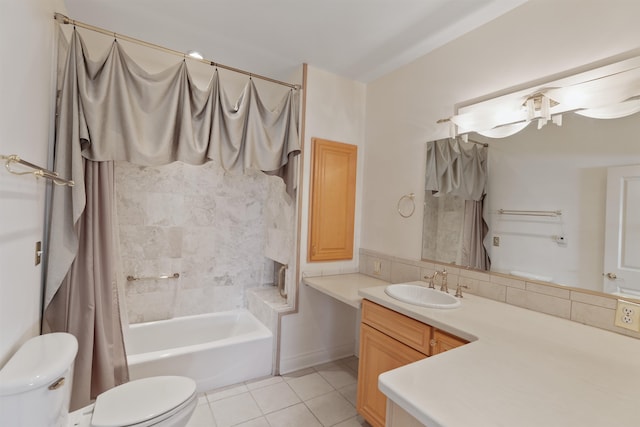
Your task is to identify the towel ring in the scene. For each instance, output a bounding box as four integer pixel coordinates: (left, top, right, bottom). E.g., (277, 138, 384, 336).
(397, 193, 415, 218)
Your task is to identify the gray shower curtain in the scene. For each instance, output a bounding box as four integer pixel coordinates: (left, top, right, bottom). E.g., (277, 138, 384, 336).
(44, 28, 300, 409)
(425, 138, 489, 270)
(43, 160, 127, 409)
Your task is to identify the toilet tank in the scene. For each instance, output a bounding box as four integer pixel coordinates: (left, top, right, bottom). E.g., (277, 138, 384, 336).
(0, 333, 78, 427)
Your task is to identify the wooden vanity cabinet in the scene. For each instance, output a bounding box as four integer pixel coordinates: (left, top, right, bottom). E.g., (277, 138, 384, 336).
(358, 324, 427, 427)
(431, 329, 468, 355)
(357, 300, 431, 427)
(357, 300, 469, 427)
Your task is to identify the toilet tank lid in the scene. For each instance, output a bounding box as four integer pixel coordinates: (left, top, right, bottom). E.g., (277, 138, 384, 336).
(0, 333, 78, 396)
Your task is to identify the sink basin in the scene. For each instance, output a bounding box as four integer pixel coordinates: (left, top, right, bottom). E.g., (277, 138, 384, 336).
(384, 283, 461, 309)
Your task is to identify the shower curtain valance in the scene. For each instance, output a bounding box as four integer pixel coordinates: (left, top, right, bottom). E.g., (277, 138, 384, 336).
(70, 29, 299, 169)
(45, 29, 300, 308)
(425, 138, 487, 201)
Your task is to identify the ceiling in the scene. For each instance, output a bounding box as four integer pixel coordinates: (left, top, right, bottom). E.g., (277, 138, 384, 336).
(62, 0, 527, 83)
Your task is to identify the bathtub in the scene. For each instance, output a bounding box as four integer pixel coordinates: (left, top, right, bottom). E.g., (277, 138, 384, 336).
(126, 309, 273, 392)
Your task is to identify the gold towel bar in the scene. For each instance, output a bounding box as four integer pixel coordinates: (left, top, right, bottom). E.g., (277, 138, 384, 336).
(1, 154, 74, 187)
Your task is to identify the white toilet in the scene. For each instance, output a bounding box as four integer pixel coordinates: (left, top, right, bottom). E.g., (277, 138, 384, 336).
(0, 332, 197, 427)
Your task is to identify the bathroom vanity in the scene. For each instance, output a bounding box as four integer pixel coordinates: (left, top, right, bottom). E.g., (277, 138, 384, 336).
(358, 284, 640, 427)
(304, 273, 640, 427)
(357, 299, 467, 427)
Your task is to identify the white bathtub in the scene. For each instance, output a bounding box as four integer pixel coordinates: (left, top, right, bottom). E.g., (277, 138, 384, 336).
(126, 309, 273, 392)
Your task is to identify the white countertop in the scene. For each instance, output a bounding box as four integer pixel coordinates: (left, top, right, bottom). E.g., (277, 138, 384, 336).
(303, 273, 389, 308)
(358, 281, 640, 427)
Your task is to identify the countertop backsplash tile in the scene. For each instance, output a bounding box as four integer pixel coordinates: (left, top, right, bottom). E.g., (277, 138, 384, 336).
(360, 248, 640, 340)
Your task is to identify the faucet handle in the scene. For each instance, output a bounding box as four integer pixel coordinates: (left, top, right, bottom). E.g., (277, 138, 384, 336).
(455, 283, 469, 298)
(423, 274, 436, 289)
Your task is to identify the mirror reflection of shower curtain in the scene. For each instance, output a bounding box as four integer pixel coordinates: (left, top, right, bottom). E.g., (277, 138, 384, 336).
(422, 192, 489, 270)
(462, 197, 490, 270)
(424, 138, 489, 269)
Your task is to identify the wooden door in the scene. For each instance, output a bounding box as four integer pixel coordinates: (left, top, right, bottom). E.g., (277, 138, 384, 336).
(308, 138, 357, 261)
(357, 323, 427, 427)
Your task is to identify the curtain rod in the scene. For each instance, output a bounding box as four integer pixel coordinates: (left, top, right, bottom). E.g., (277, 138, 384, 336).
(467, 139, 488, 147)
(427, 137, 488, 148)
(54, 13, 301, 90)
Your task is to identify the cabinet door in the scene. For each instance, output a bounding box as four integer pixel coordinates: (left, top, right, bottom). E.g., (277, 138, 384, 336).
(357, 323, 427, 427)
(308, 138, 357, 261)
(431, 329, 468, 355)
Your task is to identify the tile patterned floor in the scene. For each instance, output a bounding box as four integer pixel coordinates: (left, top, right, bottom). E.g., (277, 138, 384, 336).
(186, 356, 372, 427)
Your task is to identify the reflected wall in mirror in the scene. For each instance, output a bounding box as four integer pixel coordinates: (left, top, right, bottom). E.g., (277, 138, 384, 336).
(422, 111, 640, 294)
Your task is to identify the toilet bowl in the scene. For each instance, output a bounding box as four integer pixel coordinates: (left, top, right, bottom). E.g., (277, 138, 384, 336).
(0, 333, 197, 427)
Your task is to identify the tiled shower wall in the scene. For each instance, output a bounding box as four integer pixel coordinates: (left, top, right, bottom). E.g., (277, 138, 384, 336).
(115, 160, 293, 323)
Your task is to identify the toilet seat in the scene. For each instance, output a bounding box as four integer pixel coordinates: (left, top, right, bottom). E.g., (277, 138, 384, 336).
(91, 376, 196, 427)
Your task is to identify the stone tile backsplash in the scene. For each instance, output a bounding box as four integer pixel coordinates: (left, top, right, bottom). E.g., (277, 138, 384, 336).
(116, 160, 294, 323)
(360, 248, 640, 340)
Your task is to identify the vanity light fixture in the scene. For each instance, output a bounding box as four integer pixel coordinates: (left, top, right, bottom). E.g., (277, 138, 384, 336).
(186, 50, 203, 60)
(522, 93, 560, 129)
(439, 56, 640, 139)
(523, 93, 559, 115)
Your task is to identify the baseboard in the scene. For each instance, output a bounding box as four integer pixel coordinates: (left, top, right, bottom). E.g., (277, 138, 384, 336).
(279, 342, 355, 374)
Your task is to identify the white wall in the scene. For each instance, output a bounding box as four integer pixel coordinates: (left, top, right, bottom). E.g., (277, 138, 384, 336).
(282, 1, 640, 370)
(280, 66, 366, 372)
(0, 0, 64, 365)
(361, 0, 640, 263)
(298, 66, 367, 277)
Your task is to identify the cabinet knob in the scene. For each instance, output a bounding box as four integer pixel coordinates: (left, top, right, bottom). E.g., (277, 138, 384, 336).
(430, 339, 437, 347)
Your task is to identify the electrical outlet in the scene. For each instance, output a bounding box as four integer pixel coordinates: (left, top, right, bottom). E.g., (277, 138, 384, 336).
(614, 300, 640, 331)
(373, 260, 382, 275)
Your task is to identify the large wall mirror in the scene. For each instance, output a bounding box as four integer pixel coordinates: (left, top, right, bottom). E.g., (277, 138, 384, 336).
(422, 56, 640, 297)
